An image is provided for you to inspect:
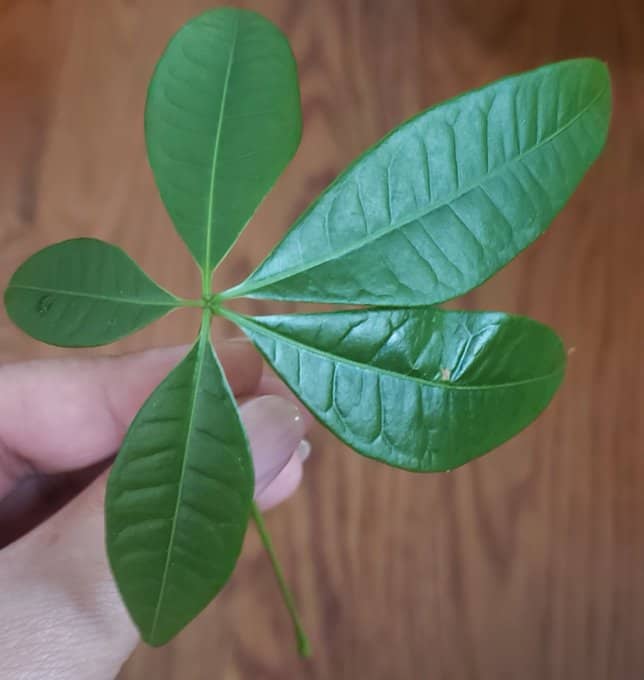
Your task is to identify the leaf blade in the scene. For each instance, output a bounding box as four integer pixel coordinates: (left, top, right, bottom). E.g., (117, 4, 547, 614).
(4, 238, 178, 347)
(226, 59, 610, 305)
(145, 7, 302, 277)
(227, 307, 566, 471)
(105, 316, 253, 645)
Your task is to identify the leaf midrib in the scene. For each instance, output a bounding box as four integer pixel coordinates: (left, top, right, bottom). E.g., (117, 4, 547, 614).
(232, 312, 565, 392)
(7, 283, 177, 307)
(203, 12, 239, 282)
(230, 80, 608, 297)
(149, 313, 210, 642)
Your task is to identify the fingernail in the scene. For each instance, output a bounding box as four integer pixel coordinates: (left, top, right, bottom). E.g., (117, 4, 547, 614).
(239, 395, 307, 495)
(295, 439, 311, 462)
(255, 453, 303, 510)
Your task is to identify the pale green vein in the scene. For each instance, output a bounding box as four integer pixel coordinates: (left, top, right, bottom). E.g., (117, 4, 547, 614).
(203, 13, 239, 290)
(149, 309, 211, 643)
(7, 284, 186, 307)
(220, 309, 566, 393)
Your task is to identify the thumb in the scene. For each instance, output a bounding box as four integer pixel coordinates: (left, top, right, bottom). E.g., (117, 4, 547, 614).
(0, 395, 308, 680)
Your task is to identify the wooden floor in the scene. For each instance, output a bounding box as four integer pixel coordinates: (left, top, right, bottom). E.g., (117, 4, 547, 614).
(1, 1, 643, 678)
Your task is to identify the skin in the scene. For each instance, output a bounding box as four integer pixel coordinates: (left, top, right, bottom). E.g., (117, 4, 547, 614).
(0, 338, 312, 680)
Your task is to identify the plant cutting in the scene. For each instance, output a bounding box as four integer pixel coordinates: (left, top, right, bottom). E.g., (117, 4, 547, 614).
(3, 6, 611, 657)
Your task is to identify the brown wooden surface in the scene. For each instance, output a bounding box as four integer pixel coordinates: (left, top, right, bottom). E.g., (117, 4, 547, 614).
(1, 1, 643, 678)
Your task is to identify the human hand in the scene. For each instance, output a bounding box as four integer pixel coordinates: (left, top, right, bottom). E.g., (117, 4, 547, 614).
(0, 339, 312, 680)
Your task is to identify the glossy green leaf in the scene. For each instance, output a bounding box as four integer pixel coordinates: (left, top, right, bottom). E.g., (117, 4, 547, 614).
(226, 307, 566, 471)
(105, 317, 253, 646)
(145, 7, 301, 278)
(4, 238, 178, 347)
(225, 59, 611, 305)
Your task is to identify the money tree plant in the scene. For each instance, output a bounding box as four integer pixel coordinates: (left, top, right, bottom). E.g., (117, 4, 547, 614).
(3, 7, 611, 655)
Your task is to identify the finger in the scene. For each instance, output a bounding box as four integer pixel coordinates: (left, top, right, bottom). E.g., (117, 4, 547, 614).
(0, 339, 262, 490)
(229, 335, 312, 421)
(0, 396, 308, 678)
(256, 369, 314, 429)
(256, 439, 310, 511)
(1, 397, 311, 545)
(240, 395, 308, 497)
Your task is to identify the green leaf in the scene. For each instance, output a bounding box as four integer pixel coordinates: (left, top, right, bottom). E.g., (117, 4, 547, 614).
(4, 238, 178, 347)
(105, 315, 253, 646)
(225, 307, 566, 471)
(145, 7, 301, 280)
(225, 59, 610, 305)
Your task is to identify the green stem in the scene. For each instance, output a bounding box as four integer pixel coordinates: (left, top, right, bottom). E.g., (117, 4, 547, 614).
(215, 282, 248, 301)
(175, 296, 206, 308)
(201, 268, 211, 299)
(250, 502, 311, 657)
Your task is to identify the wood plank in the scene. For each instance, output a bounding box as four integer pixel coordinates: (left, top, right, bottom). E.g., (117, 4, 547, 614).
(0, 1, 642, 678)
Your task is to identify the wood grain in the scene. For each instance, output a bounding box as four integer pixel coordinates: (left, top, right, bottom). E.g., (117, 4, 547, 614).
(1, 1, 643, 678)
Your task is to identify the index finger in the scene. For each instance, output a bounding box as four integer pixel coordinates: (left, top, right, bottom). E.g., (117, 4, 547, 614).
(0, 338, 262, 487)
